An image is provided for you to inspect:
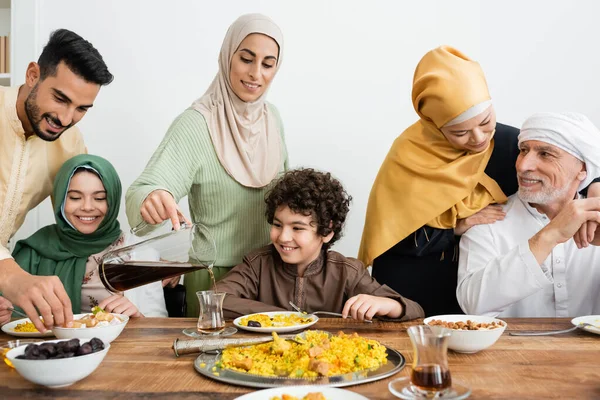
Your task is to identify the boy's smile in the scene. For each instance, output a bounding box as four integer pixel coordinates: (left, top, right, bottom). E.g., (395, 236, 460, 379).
(270, 205, 333, 276)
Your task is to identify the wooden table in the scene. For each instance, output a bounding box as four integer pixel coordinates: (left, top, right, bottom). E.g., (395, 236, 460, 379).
(1, 318, 599, 399)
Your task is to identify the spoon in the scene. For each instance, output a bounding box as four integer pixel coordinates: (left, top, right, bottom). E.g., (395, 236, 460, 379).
(7, 307, 29, 319)
(509, 323, 596, 336)
(288, 301, 373, 323)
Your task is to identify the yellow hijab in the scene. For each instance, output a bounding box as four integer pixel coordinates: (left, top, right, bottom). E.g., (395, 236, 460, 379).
(358, 46, 507, 267)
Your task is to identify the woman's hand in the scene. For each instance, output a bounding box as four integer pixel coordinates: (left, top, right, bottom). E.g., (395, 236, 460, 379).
(98, 295, 143, 318)
(140, 190, 191, 231)
(575, 182, 600, 248)
(342, 294, 403, 320)
(455, 205, 506, 236)
(0, 296, 13, 326)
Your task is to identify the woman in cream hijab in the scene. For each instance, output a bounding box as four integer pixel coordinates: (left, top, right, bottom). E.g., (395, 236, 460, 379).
(126, 14, 288, 317)
(359, 46, 599, 316)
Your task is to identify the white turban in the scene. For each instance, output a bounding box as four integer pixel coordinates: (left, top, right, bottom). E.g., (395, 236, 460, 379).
(518, 112, 600, 191)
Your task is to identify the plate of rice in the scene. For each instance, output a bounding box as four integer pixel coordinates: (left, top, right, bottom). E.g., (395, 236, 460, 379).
(234, 311, 318, 333)
(1, 318, 54, 338)
(195, 330, 405, 388)
(234, 385, 369, 399)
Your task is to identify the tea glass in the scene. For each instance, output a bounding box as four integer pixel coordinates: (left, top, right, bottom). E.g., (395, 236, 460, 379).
(1, 340, 40, 368)
(388, 325, 471, 399)
(408, 325, 452, 396)
(182, 290, 237, 338)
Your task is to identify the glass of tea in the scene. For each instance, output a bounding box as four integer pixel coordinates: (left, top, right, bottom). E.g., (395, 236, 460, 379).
(388, 325, 471, 399)
(99, 223, 216, 292)
(407, 325, 452, 396)
(182, 290, 237, 338)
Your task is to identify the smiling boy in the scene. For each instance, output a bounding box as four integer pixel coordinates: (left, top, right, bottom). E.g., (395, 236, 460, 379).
(220, 169, 424, 321)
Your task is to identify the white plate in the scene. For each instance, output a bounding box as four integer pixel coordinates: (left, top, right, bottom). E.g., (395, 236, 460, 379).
(1, 317, 54, 338)
(234, 386, 369, 400)
(571, 315, 600, 335)
(233, 311, 318, 333)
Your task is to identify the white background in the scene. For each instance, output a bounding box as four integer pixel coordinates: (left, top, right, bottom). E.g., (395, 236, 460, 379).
(6, 0, 600, 258)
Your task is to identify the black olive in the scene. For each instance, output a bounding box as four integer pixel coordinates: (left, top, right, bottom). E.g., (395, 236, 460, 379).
(63, 338, 80, 353)
(63, 352, 75, 358)
(89, 337, 105, 352)
(24, 344, 40, 358)
(16, 355, 27, 359)
(247, 320, 262, 327)
(76, 343, 93, 356)
(39, 343, 57, 357)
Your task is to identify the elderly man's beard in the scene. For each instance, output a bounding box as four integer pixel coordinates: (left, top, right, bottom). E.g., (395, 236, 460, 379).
(24, 84, 72, 142)
(517, 173, 572, 205)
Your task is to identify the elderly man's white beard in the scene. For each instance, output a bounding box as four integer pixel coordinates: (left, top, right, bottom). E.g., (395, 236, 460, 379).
(517, 174, 573, 205)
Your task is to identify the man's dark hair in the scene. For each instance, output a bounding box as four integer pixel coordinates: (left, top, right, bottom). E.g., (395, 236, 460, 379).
(265, 168, 352, 250)
(38, 29, 113, 85)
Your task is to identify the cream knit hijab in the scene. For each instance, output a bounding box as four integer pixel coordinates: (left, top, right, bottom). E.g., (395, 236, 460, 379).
(192, 14, 283, 188)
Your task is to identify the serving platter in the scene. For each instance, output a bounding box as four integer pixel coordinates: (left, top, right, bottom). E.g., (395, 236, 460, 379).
(194, 345, 405, 388)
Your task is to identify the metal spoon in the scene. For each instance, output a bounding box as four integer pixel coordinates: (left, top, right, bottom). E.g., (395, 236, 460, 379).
(7, 307, 29, 319)
(288, 301, 373, 323)
(509, 322, 596, 336)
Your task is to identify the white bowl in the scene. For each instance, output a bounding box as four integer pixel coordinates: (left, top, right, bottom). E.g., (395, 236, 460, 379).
(52, 313, 129, 344)
(7, 338, 110, 387)
(424, 314, 507, 353)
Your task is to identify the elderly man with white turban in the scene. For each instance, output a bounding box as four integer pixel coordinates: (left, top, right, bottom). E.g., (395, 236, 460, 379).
(457, 112, 600, 317)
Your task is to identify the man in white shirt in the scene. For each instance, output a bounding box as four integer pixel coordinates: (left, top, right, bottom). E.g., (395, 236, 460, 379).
(457, 112, 600, 317)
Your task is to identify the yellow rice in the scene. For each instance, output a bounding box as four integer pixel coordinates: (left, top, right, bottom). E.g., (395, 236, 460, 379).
(12, 321, 39, 333)
(221, 330, 387, 378)
(239, 313, 313, 327)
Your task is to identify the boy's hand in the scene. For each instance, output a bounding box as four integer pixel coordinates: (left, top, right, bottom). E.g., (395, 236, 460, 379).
(342, 294, 403, 321)
(0, 296, 13, 326)
(98, 295, 143, 318)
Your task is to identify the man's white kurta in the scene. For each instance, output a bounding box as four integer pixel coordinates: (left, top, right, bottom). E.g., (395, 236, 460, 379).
(457, 194, 600, 317)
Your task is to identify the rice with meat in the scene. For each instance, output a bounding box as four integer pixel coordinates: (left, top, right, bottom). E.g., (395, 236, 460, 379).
(220, 330, 387, 378)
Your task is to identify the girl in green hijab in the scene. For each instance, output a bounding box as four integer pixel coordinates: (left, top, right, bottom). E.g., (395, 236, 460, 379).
(11, 154, 166, 317)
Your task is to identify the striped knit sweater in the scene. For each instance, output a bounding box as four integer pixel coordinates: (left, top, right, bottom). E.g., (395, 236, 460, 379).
(125, 105, 288, 315)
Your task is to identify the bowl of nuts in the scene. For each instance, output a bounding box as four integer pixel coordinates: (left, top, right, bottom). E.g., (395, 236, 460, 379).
(424, 314, 507, 353)
(6, 337, 109, 387)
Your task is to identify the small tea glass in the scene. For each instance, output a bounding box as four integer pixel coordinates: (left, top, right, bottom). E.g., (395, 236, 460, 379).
(388, 325, 471, 399)
(182, 290, 237, 338)
(1, 340, 40, 368)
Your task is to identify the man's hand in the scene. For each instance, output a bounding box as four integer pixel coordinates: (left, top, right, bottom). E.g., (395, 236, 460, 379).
(455, 205, 506, 236)
(0, 296, 13, 326)
(529, 198, 600, 264)
(140, 190, 191, 231)
(574, 182, 600, 248)
(0, 258, 73, 332)
(98, 295, 143, 318)
(342, 294, 403, 320)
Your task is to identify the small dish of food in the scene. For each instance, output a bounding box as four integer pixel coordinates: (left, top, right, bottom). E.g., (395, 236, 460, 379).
(52, 307, 129, 344)
(424, 314, 507, 353)
(234, 386, 369, 400)
(233, 311, 318, 333)
(6, 337, 109, 387)
(1, 318, 54, 338)
(571, 315, 600, 335)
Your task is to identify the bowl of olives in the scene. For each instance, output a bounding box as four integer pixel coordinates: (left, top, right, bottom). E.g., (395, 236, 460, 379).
(6, 338, 109, 387)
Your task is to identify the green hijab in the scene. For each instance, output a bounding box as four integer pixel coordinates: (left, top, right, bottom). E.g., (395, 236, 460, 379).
(12, 154, 122, 313)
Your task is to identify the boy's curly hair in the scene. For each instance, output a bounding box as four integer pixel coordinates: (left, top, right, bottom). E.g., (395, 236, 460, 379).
(265, 168, 352, 250)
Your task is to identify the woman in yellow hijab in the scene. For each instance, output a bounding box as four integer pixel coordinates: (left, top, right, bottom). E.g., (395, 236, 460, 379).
(359, 46, 600, 316)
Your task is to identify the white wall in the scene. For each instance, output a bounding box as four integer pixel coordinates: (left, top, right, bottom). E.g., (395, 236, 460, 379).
(9, 0, 600, 258)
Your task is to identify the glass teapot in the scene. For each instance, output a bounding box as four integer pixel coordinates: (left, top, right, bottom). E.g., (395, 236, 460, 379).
(99, 223, 216, 293)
